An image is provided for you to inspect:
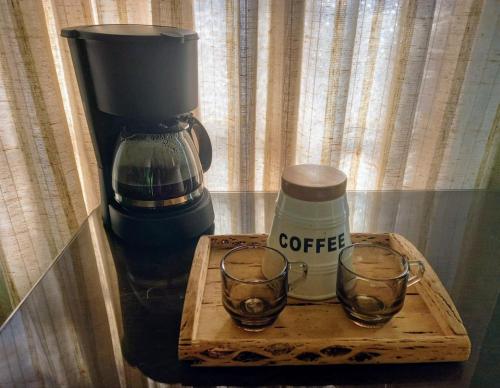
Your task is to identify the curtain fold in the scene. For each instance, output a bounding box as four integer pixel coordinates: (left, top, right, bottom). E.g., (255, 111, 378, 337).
(0, 0, 88, 304)
(0, 0, 499, 305)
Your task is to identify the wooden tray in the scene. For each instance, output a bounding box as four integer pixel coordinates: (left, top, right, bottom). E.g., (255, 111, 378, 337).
(179, 233, 470, 367)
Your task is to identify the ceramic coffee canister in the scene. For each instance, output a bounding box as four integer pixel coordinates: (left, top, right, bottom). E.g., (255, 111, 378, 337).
(266, 164, 351, 300)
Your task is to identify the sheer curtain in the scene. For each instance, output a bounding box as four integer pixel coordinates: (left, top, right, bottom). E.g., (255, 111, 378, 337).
(0, 0, 499, 307)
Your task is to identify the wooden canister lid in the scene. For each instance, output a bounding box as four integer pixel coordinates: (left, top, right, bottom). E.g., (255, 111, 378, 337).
(281, 164, 347, 202)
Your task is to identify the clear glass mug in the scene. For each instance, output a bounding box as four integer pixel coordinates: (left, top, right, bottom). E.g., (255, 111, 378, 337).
(336, 243, 425, 328)
(220, 245, 307, 331)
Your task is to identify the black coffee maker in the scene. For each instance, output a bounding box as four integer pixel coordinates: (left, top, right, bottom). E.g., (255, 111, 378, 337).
(62, 25, 214, 246)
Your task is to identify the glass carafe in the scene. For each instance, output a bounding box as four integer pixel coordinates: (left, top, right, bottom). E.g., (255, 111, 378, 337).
(111, 115, 212, 209)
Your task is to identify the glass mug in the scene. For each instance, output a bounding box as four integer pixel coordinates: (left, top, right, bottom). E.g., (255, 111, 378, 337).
(220, 245, 307, 331)
(337, 243, 425, 328)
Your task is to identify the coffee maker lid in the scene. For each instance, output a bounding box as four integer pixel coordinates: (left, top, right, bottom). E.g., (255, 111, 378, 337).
(61, 24, 198, 42)
(281, 164, 347, 202)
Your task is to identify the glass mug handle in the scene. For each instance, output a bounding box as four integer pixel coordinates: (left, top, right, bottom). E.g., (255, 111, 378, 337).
(407, 260, 425, 287)
(288, 261, 308, 292)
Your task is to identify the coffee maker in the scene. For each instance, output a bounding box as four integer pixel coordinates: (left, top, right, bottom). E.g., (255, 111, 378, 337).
(62, 25, 214, 246)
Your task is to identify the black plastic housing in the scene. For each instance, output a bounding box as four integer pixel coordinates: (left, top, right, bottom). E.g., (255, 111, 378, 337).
(108, 189, 214, 246)
(62, 24, 214, 246)
(62, 24, 199, 120)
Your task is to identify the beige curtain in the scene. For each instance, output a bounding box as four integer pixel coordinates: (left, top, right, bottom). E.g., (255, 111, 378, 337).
(0, 0, 499, 309)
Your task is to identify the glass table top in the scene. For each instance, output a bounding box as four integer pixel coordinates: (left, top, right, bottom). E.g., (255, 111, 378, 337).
(0, 191, 498, 386)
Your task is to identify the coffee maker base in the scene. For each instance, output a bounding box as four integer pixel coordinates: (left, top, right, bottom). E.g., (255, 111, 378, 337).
(108, 188, 214, 246)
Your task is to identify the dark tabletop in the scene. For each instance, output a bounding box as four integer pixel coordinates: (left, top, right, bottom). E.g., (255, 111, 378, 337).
(0, 191, 498, 387)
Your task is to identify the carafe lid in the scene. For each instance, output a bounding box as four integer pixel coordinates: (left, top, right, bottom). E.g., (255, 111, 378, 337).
(281, 164, 347, 202)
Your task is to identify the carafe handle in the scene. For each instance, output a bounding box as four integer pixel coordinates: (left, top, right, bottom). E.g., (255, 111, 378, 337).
(184, 114, 212, 172)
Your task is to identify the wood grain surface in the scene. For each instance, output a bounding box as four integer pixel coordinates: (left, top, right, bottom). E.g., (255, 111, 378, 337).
(178, 233, 471, 367)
